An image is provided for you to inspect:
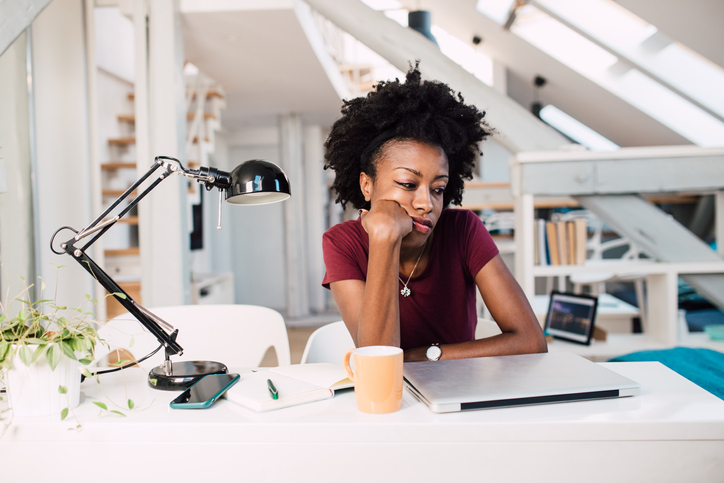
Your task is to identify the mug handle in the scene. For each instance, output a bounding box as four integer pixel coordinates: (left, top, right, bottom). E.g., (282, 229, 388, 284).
(343, 349, 355, 382)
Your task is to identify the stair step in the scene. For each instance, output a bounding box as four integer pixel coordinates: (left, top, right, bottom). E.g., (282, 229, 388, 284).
(127, 90, 224, 100)
(118, 113, 217, 122)
(101, 162, 137, 169)
(104, 216, 139, 225)
(109, 136, 208, 145)
(102, 189, 138, 198)
(108, 137, 136, 146)
(105, 247, 140, 256)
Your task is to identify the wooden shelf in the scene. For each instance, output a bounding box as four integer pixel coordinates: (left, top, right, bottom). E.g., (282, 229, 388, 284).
(531, 260, 724, 277)
(128, 90, 224, 100)
(105, 247, 140, 257)
(102, 189, 137, 197)
(118, 113, 217, 122)
(101, 162, 137, 170)
(108, 137, 136, 146)
(105, 216, 139, 225)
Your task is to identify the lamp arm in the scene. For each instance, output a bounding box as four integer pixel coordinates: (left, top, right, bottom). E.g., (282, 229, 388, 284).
(53, 158, 188, 360)
(59, 238, 184, 357)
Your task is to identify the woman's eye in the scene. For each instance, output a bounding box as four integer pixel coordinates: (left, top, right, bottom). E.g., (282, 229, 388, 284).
(395, 181, 415, 189)
(433, 187, 446, 195)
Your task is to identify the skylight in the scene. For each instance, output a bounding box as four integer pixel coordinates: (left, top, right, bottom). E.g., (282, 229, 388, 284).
(475, 0, 724, 147)
(539, 105, 619, 151)
(432, 26, 493, 85)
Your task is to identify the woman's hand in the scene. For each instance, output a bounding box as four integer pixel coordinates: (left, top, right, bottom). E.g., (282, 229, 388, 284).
(359, 199, 412, 244)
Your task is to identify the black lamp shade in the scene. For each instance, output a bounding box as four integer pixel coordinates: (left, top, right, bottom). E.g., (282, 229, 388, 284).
(226, 159, 291, 205)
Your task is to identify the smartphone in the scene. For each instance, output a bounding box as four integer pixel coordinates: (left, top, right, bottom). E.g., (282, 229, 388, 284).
(169, 373, 240, 409)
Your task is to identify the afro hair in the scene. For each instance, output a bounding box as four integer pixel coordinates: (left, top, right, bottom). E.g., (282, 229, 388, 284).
(324, 62, 492, 210)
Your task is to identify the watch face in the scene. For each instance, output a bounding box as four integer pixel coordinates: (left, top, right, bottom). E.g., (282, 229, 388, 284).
(426, 345, 442, 361)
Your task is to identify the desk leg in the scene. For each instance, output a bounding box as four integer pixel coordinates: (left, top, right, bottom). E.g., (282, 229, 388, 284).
(645, 271, 678, 346)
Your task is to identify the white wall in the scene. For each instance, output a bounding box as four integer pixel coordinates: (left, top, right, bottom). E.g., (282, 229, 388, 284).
(0, 31, 35, 308)
(32, 0, 95, 309)
(94, 7, 134, 83)
(228, 142, 287, 312)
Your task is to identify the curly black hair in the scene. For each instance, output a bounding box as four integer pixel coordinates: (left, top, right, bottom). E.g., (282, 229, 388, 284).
(324, 62, 492, 210)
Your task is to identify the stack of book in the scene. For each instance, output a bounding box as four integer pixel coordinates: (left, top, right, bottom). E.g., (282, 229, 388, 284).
(534, 218, 587, 266)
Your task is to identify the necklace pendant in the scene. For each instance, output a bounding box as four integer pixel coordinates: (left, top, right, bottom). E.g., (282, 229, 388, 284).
(401, 286, 411, 297)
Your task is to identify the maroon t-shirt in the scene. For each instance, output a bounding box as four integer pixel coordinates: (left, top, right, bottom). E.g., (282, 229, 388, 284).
(322, 208, 499, 350)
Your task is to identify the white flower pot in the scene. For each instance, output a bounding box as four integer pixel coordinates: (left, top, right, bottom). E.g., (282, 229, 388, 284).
(6, 348, 82, 417)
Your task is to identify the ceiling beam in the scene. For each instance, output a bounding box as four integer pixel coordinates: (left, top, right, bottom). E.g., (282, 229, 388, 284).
(303, 0, 570, 154)
(0, 0, 53, 57)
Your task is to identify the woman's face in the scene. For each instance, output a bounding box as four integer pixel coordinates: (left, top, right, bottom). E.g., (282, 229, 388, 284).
(360, 140, 449, 246)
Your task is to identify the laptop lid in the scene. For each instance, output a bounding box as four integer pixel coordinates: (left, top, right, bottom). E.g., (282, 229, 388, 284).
(403, 352, 640, 413)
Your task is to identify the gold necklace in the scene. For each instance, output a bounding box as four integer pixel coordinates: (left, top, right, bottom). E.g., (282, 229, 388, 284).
(399, 239, 428, 297)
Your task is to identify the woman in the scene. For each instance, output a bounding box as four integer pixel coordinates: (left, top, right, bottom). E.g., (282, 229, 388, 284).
(322, 64, 547, 362)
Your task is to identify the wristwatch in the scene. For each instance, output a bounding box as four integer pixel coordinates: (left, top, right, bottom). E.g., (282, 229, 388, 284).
(426, 343, 442, 361)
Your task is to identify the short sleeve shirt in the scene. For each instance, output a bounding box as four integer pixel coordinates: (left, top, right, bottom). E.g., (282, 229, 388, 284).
(322, 209, 499, 350)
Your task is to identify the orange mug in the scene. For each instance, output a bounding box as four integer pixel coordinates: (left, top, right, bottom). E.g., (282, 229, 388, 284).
(343, 346, 404, 414)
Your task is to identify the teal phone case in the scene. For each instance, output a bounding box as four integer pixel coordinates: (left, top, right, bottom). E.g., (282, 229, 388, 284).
(169, 373, 240, 409)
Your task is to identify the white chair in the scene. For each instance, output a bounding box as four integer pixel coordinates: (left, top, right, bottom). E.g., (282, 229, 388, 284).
(300, 321, 355, 365)
(97, 304, 291, 370)
(475, 318, 502, 339)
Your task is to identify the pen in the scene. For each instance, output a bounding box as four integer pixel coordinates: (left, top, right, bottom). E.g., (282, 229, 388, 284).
(267, 379, 278, 400)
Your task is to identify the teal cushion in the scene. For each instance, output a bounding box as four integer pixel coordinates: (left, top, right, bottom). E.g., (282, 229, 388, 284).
(609, 347, 724, 400)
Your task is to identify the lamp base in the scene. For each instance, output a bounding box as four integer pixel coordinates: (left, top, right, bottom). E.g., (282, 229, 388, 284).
(147, 360, 228, 391)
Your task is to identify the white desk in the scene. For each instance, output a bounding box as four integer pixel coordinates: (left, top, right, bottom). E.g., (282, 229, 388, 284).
(2, 362, 723, 483)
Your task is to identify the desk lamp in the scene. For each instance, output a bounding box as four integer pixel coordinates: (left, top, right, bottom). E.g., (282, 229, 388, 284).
(50, 156, 290, 390)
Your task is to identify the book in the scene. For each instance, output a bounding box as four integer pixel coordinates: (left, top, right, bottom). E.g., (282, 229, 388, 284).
(556, 221, 569, 266)
(545, 221, 560, 265)
(566, 221, 576, 265)
(574, 218, 587, 265)
(534, 219, 539, 266)
(536, 218, 548, 266)
(225, 363, 353, 412)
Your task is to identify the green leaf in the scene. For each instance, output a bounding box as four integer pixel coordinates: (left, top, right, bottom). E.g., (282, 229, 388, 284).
(47, 344, 61, 371)
(60, 408, 68, 420)
(129, 336, 135, 348)
(78, 357, 93, 366)
(31, 344, 48, 363)
(19, 345, 32, 366)
(109, 410, 126, 417)
(84, 294, 91, 300)
(113, 292, 127, 300)
(82, 368, 93, 379)
(93, 401, 108, 411)
(58, 385, 67, 394)
(128, 399, 135, 410)
(60, 340, 76, 360)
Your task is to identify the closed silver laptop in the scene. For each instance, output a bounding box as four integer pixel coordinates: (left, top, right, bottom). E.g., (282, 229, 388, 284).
(403, 352, 640, 413)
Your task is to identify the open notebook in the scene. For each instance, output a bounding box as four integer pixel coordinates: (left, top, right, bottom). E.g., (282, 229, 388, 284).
(226, 363, 353, 412)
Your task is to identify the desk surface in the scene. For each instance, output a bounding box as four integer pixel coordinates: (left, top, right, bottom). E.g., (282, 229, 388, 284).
(2, 361, 723, 482)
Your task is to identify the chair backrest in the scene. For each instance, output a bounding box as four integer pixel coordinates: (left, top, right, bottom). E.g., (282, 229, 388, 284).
(97, 304, 291, 369)
(475, 318, 502, 339)
(300, 321, 355, 365)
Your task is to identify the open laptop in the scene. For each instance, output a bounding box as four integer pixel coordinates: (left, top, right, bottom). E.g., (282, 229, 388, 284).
(403, 352, 640, 413)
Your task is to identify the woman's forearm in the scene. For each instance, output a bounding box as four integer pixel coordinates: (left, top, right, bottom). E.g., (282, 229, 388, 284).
(357, 237, 402, 347)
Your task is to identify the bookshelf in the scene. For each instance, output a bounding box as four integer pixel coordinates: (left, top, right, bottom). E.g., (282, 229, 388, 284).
(510, 146, 724, 359)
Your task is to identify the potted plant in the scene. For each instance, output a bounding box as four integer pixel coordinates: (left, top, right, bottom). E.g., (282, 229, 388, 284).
(0, 276, 99, 422)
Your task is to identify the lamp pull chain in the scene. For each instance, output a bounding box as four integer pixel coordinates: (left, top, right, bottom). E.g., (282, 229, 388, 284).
(217, 190, 223, 229)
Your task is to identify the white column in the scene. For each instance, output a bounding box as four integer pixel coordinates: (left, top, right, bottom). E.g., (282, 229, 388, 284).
(303, 125, 327, 313)
(280, 113, 310, 318)
(32, 0, 94, 309)
(0, 31, 35, 305)
(716, 190, 724, 257)
(84, 0, 106, 318)
(138, 0, 189, 307)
